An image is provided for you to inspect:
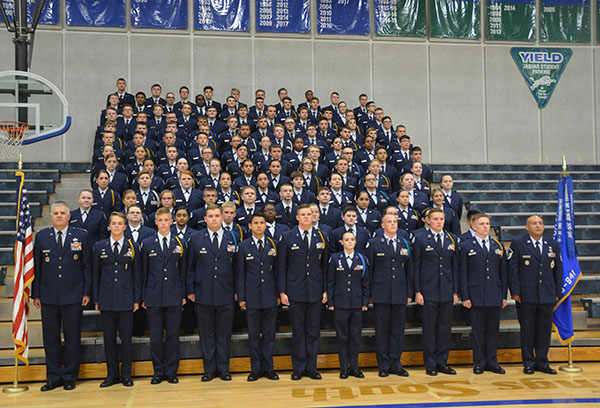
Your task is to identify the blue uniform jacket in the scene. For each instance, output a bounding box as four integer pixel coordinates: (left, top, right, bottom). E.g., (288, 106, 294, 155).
(327, 251, 370, 309)
(235, 236, 279, 309)
(366, 235, 413, 304)
(69, 208, 108, 245)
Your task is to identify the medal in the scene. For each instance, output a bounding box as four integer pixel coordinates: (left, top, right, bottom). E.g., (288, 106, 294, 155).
(524, 260, 530, 266)
(73, 254, 79, 260)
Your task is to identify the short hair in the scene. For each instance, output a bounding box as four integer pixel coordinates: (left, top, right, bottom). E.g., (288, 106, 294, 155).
(203, 85, 214, 92)
(175, 206, 189, 216)
(297, 203, 312, 212)
(290, 171, 303, 180)
(411, 146, 422, 154)
(205, 203, 222, 214)
(179, 85, 189, 92)
(155, 207, 172, 218)
(104, 153, 117, 161)
(400, 135, 410, 142)
(78, 188, 93, 197)
(341, 230, 355, 240)
(219, 171, 232, 180)
(471, 213, 490, 223)
(151, 83, 162, 89)
(427, 208, 445, 217)
(249, 213, 266, 223)
(382, 206, 398, 216)
(240, 185, 256, 195)
(203, 187, 218, 195)
(221, 201, 236, 210)
(179, 170, 195, 179)
(466, 209, 481, 220)
(127, 205, 142, 214)
(342, 206, 357, 216)
(317, 186, 330, 195)
(109, 211, 127, 223)
(50, 201, 70, 212)
(137, 170, 152, 179)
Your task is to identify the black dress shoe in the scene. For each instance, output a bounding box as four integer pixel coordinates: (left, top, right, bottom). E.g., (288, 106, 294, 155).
(99, 378, 118, 388)
(339, 370, 349, 379)
(41, 380, 63, 391)
(219, 372, 232, 381)
(523, 366, 535, 375)
(390, 368, 409, 377)
(291, 371, 303, 380)
(486, 365, 506, 374)
(151, 376, 163, 385)
(63, 381, 76, 391)
(473, 366, 484, 375)
(167, 376, 179, 384)
(247, 372, 261, 382)
(306, 370, 322, 380)
(437, 364, 457, 375)
(535, 365, 557, 375)
(201, 373, 216, 382)
(265, 371, 279, 380)
(349, 369, 365, 378)
(426, 367, 438, 376)
(121, 377, 134, 387)
(378, 370, 389, 377)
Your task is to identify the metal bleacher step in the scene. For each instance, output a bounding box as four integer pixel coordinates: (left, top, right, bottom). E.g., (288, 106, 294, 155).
(469, 200, 600, 213)
(434, 170, 600, 182)
(487, 211, 600, 227)
(498, 224, 600, 241)
(0, 297, 41, 322)
(459, 189, 597, 201)
(0, 321, 42, 348)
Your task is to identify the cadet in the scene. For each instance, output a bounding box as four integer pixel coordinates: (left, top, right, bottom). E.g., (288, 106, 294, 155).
(93, 212, 142, 388)
(278, 204, 329, 380)
(141, 208, 187, 384)
(187, 204, 238, 382)
(508, 215, 562, 375)
(33, 202, 91, 391)
(459, 213, 507, 375)
(236, 213, 280, 381)
(327, 231, 369, 379)
(366, 213, 413, 377)
(413, 208, 459, 376)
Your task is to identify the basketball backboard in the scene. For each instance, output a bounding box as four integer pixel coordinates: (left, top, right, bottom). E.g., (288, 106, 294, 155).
(0, 70, 70, 145)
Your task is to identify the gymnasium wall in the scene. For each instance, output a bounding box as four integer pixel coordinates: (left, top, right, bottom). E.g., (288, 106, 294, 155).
(0, 1, 598, 165)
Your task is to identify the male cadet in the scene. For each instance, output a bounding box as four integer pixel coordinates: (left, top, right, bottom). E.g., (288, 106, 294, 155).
(508, 215, 562, 375)
(187, 205, 238, 381)
(70, 189, 108, 245)
(366, 213, 413, 377)
(141, 208, 187, 384)
(33, 202, 91, 391)
(236, 213, 280, 381)
(459, 213, 508, 375)
(93, 212, 142, 388)
(413, 208, 459, 376)
(278, 204, 329, 380)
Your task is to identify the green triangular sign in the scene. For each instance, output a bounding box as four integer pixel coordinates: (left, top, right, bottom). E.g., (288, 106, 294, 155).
(510, 48, 572, 109)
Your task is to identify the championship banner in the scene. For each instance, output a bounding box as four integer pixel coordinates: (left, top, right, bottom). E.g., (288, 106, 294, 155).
(317, 0, 370, 35)
(256, 0, 310, 33)
(66, 0, 125, 27)
(1, 0, 59, 25)
(194, 0, 249, 31)
(540, 0, 590, 43)
(430, 0, 480, 39)
(131, 0, 188, 29)
(374, 0, 426, 37)
(486, 0, 535, 41)
(552, 176, 581, 345)
(510, 48, 571, 109)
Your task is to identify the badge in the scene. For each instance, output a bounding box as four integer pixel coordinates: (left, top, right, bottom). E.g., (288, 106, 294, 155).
(267, 248, 276, 256)
(551, 260, 555, 268)
(227, 244, 236, 253)
(45, 256, 50, 263)
(354, 265, 364, 271)
(291, 244, 299, 250)
(173, 246, 182, 254)
(447, 244, 455, 251)
(316, 242, 325, 249)
(125, 248, 133, 258)
(376, 253, 385, 257)
(246, 256, 254, 260)
(468, 251, 476, 256)
(199, 250, 207, 254)
(495, 248, 502, 256)
(400, 248, 409, 256)
(425, 246, 434, 251)
(525, 260, 530, 266)
(411, 215, 418, 220)
(73, 254, 79, 260)
(71, 241, 82, 251)
(548, 252, 556, 258)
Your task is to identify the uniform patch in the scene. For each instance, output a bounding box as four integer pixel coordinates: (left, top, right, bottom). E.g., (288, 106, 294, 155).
(400, 248, 409, 256)
(495, 248, 502, 256)
(548, 252, 556, 258)
(73, 254, 79, 260)
(353, 265, 364, 271)
(227, 244, 236, 253)
(125, 248, 133, 258)
(316, 242, 325, 249)
(267, 248, 276, 256)
(447, 244, 455, 251)
(71, 241, 82, 251)
(376, 253, 385, 256)
(173, 246, 182, 254)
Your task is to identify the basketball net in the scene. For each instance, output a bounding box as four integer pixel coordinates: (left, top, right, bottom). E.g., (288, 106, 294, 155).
(0, 121, 29, 161)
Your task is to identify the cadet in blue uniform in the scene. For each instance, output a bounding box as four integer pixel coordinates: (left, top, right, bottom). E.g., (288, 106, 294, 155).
(366, 213, 413, 377)
(187, 204, 238, 382)
(141, 208, 187, 384)
(328, 231, 369, 379)
(69, 189, 108, 245)
(508, 215, 562, 375)
(33, 202, 91, 391)
(93, 212, 142, 388)
(236, 213, 280, 381)
(459, 213, 507, 375)
(93, 170, 124, 216)
(278, 204, 329, 380)
(413, 208, 459, 376)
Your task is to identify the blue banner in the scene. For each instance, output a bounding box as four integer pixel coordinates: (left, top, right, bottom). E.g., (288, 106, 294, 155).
(131, 0, 188, 29)
(194, 0, 249, 31)
(256, 0, 310, 33)
(317, 0, 370, 35)
(552, 176, 581, 345)
(66, 0, 125, 27)
(2, 0, 59, 24)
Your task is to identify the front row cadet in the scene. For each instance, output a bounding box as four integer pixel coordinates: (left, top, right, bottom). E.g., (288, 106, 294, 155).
(33, 202, 91, 391)
(93, 212, 142, 388)
(508, 215, 562, 375)
(367, 213, 413, 377)
(236, 213, 280, 381)
(459, 213, 507, 375)
(141, 208, 187, 385)
(413, 208, 459, 376)
(327, 231, 369, 379)
(187, 204, 238, 382)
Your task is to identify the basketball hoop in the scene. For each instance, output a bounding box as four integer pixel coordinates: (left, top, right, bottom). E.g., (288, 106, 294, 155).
(0, 121, 29, 161)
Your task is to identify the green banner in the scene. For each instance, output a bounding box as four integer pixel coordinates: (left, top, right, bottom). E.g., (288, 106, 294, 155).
(511, 48, 572, 108)
(374, 0, 427, 37)
(430, 0, 480, 39)
(540, 0, 590, 43)
(487, 0, 536, 41)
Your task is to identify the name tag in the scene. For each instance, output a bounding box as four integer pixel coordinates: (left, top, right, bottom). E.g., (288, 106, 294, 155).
(426, 246, 434, 251)
(246, 256, 254, 261)
(100, 254, 108, 259)
(199, 250, 207, 254)
(376, 253, 385, 257)
(522, 255, 531, 259)
(336, 267, 344, 271)
(291, 245, 299, 250)
(149, 253, 157, 257)
(468, 251, 476, 256)
(42, 249, 50, 253)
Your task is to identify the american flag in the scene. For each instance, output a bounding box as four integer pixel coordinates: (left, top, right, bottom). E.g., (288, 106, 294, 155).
(12, 171, 34, 365)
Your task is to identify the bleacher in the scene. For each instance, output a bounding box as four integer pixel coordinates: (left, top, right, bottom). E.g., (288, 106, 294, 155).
(0, 162, 598, 376)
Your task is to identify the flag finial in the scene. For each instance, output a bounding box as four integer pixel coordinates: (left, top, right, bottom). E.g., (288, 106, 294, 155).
(562, 155, 567, 177)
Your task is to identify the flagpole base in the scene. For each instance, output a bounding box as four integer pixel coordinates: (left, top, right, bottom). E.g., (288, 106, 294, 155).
(559, 365, 583, 374)
(2, 384, 28, 393)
